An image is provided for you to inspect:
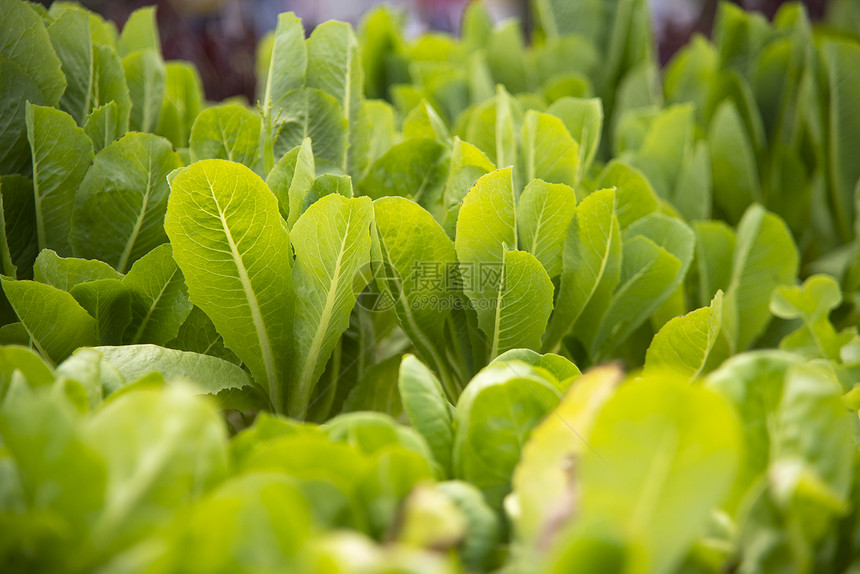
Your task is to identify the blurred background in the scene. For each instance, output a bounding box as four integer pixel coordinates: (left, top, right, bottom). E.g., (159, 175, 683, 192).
(48, 0, 834, 103)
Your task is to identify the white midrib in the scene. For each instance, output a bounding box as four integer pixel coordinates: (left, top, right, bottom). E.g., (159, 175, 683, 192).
(118, 154, 154, 273)
(295, 213, 352, 413)
(208, 180, 279, 405)
(81, 48, 95, 123)
(130, 266, 178, 344)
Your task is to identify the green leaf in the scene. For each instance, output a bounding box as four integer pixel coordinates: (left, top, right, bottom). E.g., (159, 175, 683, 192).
(166, 306, 240, 365)
(521, 110, 579, 189)
(122, 49, 165, 133)
(165, 159, 294, 412)
(441, 138, 495, 234)
(289, 194, 373, 418)
(723, 204, 798, 351)
(0, 0, 66, 174)
(341, 354, 403, 417)
(770, 274, 853, 361)
(453, 363, 562, 511)
(84, 102, 124, 153)
(465, 86, 519, 171)
(672, 140, 712, 221)
(273, 87, 348, 172)
(85, 387, 228, 549)
(693, 220, 735, 307)
(302, 173, 353, 214)
(26, 103, 93, 256)
(0, 277, 98, 365)
(546, 97, 603, 175)
(266, 138, 315, 228)
(189, 103, 261, 169)
(398, 355, 454, 477)
(644, 291, 724, 380)
(627, 103, 695, 202)
(46, 5, 94, 125)
(121, 244, 192, 346)
(33, 249, 121, 291)
(510, 364, 620, 547)
(823, 39, 860, 241)
(0, 345, 54, 402)
(348, 99, 397, 182)
(70, 132, 182, 273)
(486, 20, 533, 94)
(357, 138, 449, 217)
(69, 278, 132, 346)
(403, 100, 450, 142)
(436, 480, 501, 571)
(578, 376, 740, 574)
(95, 344, 256, 401)
(709, 100, 760, 223)
(373, 197, 458, 391)
(595, 160, 659, 227)
(517, 179, 577, 278)
(545, 188, 622, 352)
(262, 12, 306, 115)
(155, 61, 204, 148)
(490, 349, 581, 383)
(90, 42, 131, 130)
(490, 249, 555, 358)
(0, 175, 37, 279)
(117, 6, 160, 57)
(306, 20, 362, 126)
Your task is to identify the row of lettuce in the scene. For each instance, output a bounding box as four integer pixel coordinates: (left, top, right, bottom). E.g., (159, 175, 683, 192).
(1, 0, 860, 572)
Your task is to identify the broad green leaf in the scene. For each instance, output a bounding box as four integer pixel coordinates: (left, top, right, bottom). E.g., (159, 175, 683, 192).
(441, 138, 495, 234)
(357, 5, 405, 100)
(122, 49, 165, 133)
(465, 87, 518, 171)
(348, 99, 398, 181)
(823, 39, 860, 241)
(398, 355, 454, 477)
(644, 291, 723, 380)
(289, 194, 373, 418)
(453, 363, 562, 511)
(373, 197, 457, 389)
(189, 103, 261, 169)
(262, 12, 306, 114)
(544, 188, 622, 352)
(266, 138, 315, 227)
(708, 354, 854, 513)
(490, 249, 555, 358)
(663, 35, 718, 118)
(491, 349, 582, 383)
(435, 481, 501, 571)
(0, 175, 37, 278)
(90, 42, 131, 130)
(165, 159, 294, 412)
(95, 344, 256, 401)
(0, 277, 98, 365)
(0, 0, 66, 174)
(121, 244, 191, 346)
(628, 104, 695, 202)
(455, 168, 517, 340)
(709, 100, 760, 223)
(70, 132, 182, 273)
(770, 274, 852, 361)
(85, 387, 228, 549)
(510, 365, 621, 547)
(117, 6, 160, 57)
(301, 174, 353, 215)
(69, 278, 132, 346)
(155, 61, 204, 148)
(723, 204, 798, 351)
(33, 249, 121, 291)
(167, 306, 240, 365)
(357, 138, 448, 216)
(403, 100, 450, 142)
(693, 220, 735, 307)
(546, 97, 603, 175)
(517, 179, 577, 278)
(672, 140, 712, 221)
(521, 110, 579, 189)
(589, 230, 684, 359)
(595, 160, 659, 227)
(341, 354, 403, 417)
(46, 6, 94, 125)
(273, 87, 348, 172)
(578, 376, 740, 574)
(486, 20, 532, 94)
(0, 345, 54, 401)
(306, 20, 362, 126)
(84, 102, 124, 153)
(26, 103, 93, 256)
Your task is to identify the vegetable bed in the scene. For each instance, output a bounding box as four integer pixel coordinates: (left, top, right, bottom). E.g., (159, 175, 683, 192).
(1, 0, 860, 572)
